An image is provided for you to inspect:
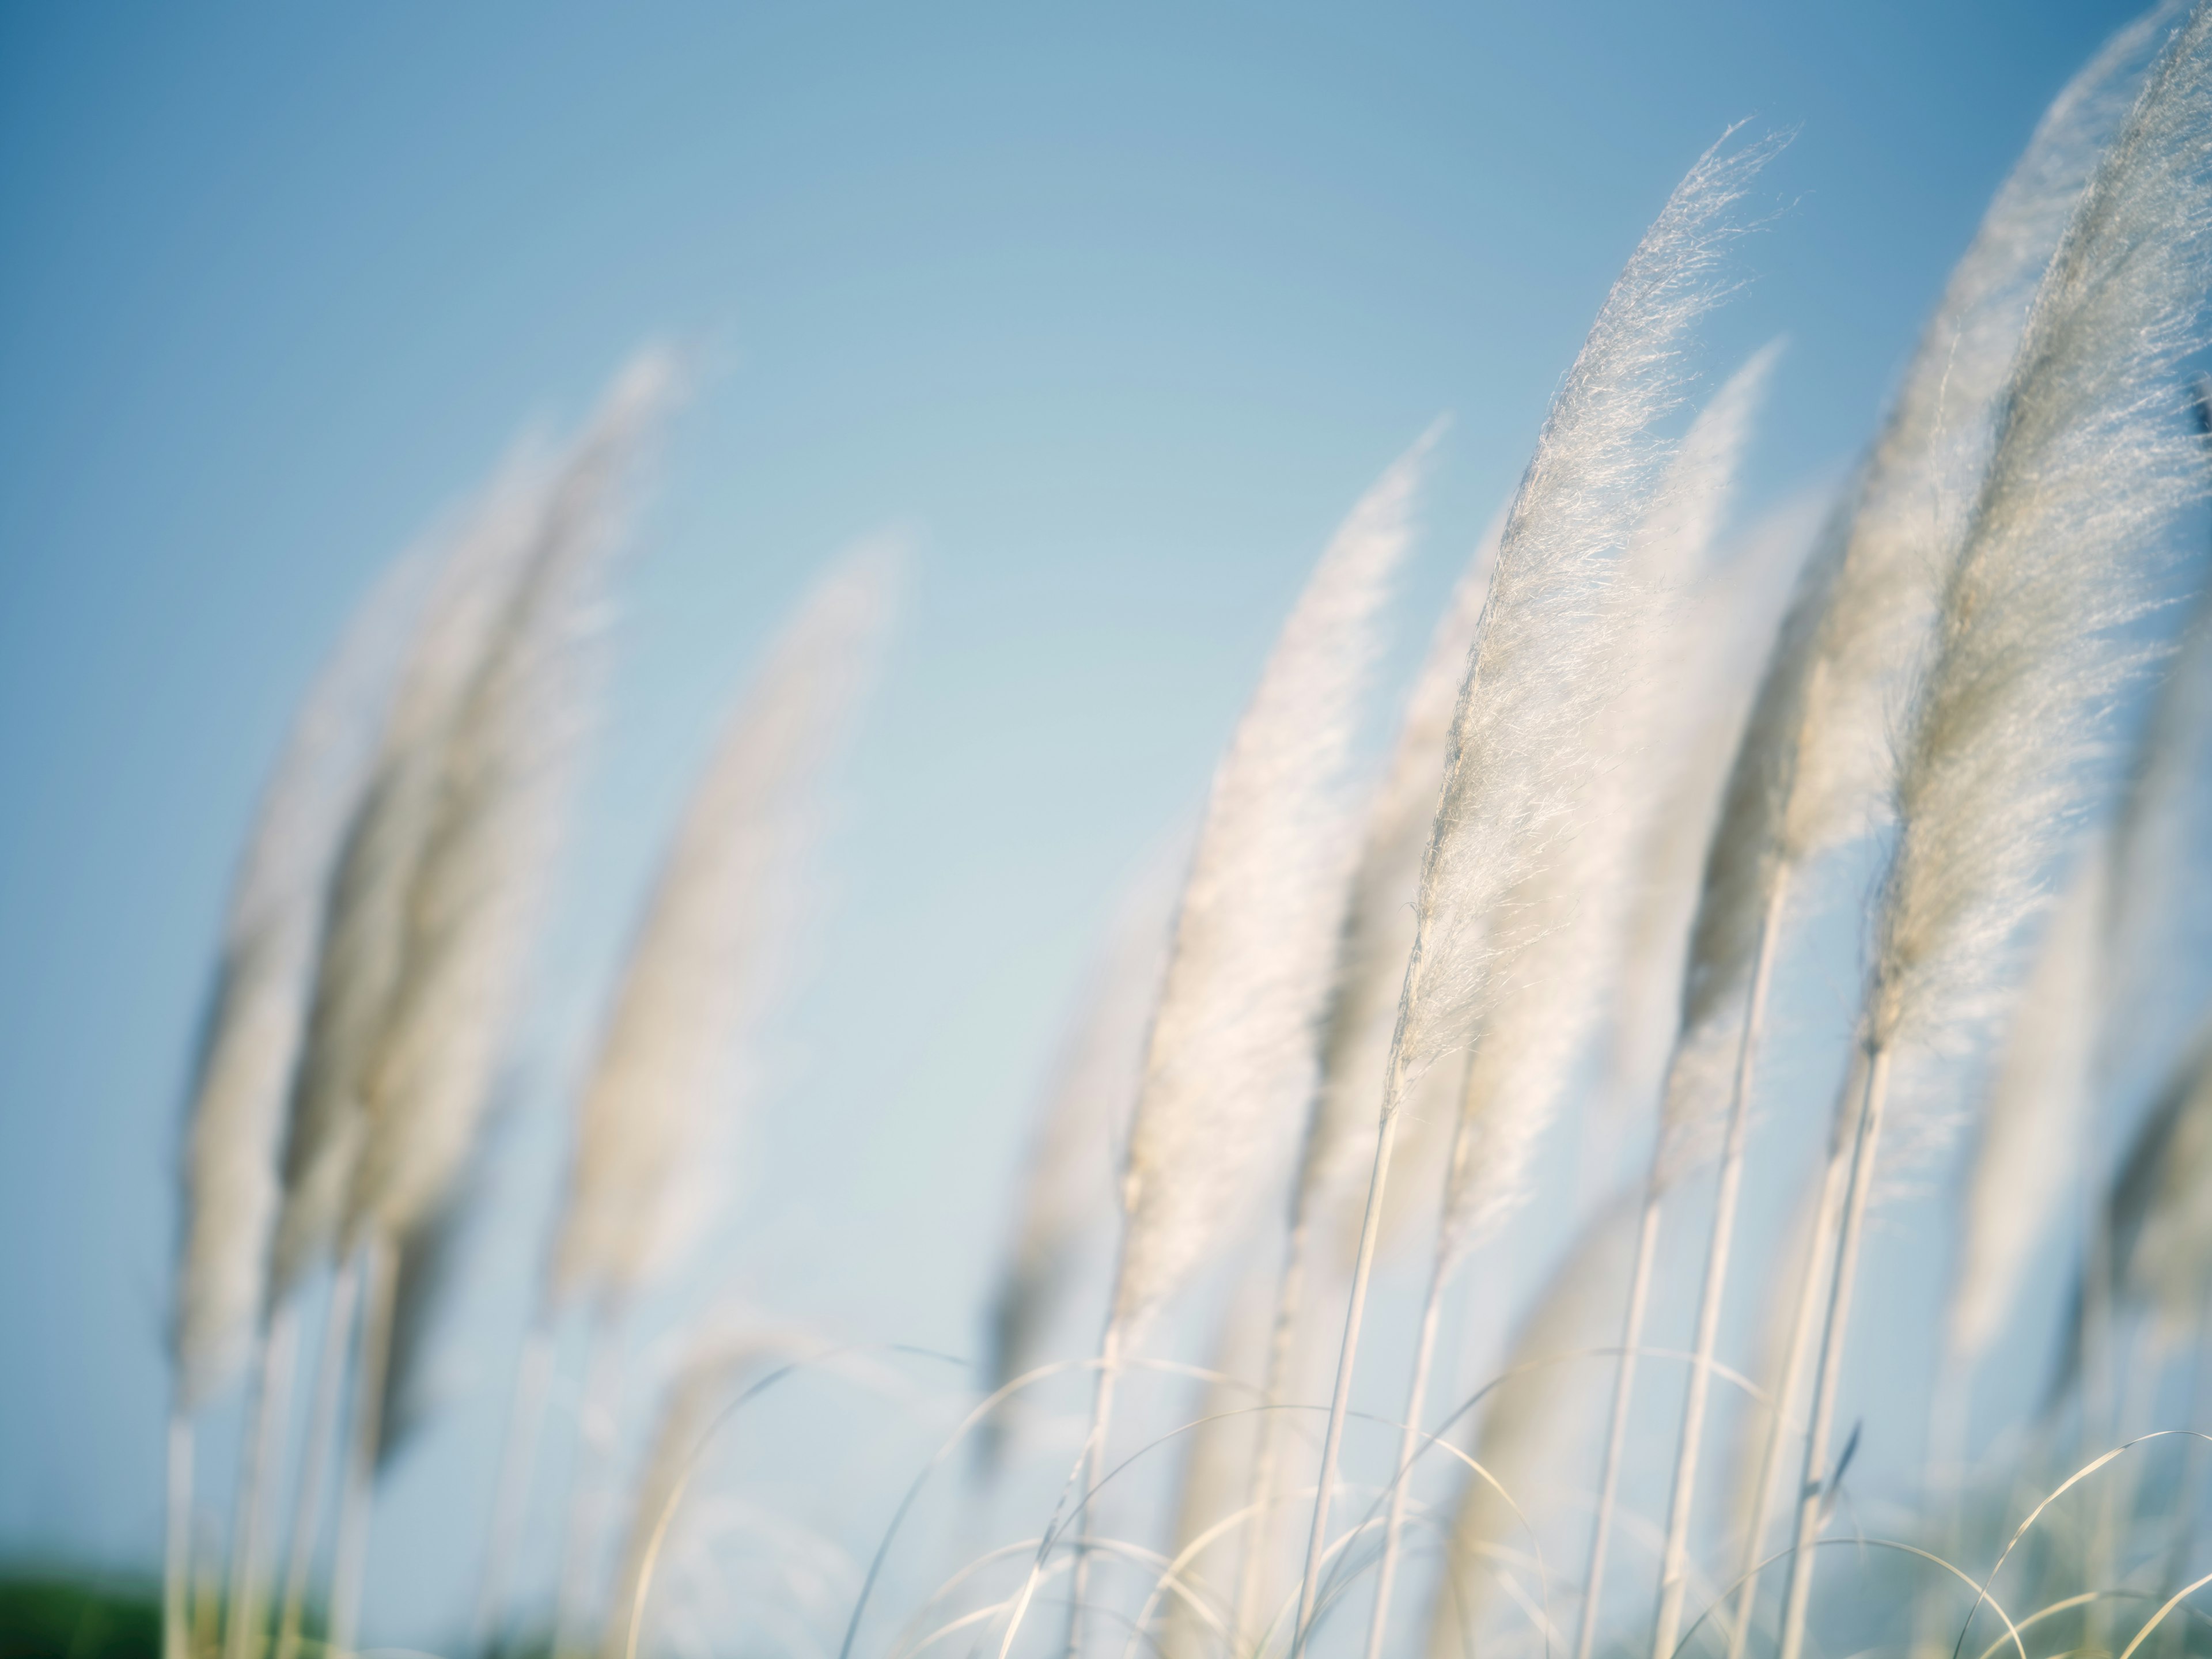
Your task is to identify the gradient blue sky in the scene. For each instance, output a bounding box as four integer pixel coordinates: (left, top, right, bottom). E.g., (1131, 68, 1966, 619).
(0, 0, 2154, 1643)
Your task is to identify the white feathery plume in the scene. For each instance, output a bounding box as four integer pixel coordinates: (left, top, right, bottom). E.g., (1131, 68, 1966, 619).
(1946, 847, 2109, 1365)
(980, 847, 1180, 1468)
(498, 537, 897, 1659)
(1313, 126, 1782, 1655)
(554, 537, 904, 1309)
(266, 350, 673, 1659)
(1657, 1, 2175, 1193)
(1113, 427, 1431, 1330)
(271, 451, 563, 1298)
(1423, 1192, 1642, 1659)
(1050, 431, 1422, 1658)
(164, 551, 424, 1659)
(1866, 8, 2212, 1127)
(349, 350, 675, 1246)
(1300, 505, 1499, 1256)
(1605, 449, 1819, 1131)
(1779, 17, 2212, 1656)
(1221, 485, 1481, 1657)
(2101, 531, 2212, 1101)
(1423, 153, 1781, 1275)
(1209, 462, 1471, 1657)
(1430, 336, 1781, 1659)
(1628, 25, 2176, 1653)
(172, 552, 426, 1410)
(2107, 1020, 2212, 1336)
(270, 347, 669, 1299)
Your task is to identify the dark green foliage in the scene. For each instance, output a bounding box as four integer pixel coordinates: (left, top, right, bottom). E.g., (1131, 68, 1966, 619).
(0, 1574, 160, 1659)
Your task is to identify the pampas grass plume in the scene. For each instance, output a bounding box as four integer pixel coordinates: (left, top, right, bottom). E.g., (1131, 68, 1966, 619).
(273, 353, 672, 1293)
(983, 850, 1180, 1439)
(1113, 426, 1432, 1328)
(555, 536, 903, 1308)
(349, 352, 675, 1246)
(171, 552, 426, 1408)
(1661, 3, 2173, 1185)
(1870, 3, 2212, 1092)
(1946, 847, 2108, 1361)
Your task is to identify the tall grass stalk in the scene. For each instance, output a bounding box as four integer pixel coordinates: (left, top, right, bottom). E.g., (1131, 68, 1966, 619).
(312, 356, 667, 1654)
(1071, 433, 1422, 1656)
(982, 855, 1177, 1478)
(1553, 340, 1789, 1659)
(1580, 17, 2177, 1651)
(220, 1308, 300, 1659)
(272, 1257, 361, 1659)
(1425, 1191, 1642, 1659)
(1296, 131, 1778, 1654)
(1722, 1129, 1845, 1659)
(1645, 866, 1790, 1659)
(1772, 1051, 1889, 1659)
(1778, 13, 2212, 1653)
(499, 540, 895, 1649)
(165, 546, 427, 1659)
(1372, 275, 1779, 1659)
(1235, 486, 1486, 1658)
(327, 1238, 397, 1659)
(1576, 1191, 1664, 1659)
(165, 1415, 193, 1659)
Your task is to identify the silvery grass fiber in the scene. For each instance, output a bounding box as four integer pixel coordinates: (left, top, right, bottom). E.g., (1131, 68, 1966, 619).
(146, 12, 2212, 1659)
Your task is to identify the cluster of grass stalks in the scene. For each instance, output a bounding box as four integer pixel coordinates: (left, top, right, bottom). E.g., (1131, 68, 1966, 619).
(135, 8, 2212, 1659)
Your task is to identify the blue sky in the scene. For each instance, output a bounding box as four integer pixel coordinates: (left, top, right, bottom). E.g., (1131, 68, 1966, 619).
(0, 0, 2154, 1644)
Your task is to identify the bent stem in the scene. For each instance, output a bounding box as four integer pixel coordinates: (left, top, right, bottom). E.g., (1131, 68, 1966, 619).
(1652, 868, 1791, 1659)
(166, 1409, 194, 1659)
(1066, 1316, 1127, 1659)
(1577, 1188, 1664, 1659)
(224, 1306, 300, 1659)
(475, 1313, 558, 1654)
(1725, 1138, 1848, 1659)
(1775, 1041, 1893, 1659)
(1362, 1244, 1450, 1659)
(274, 1256, 362, 1659)
(327, 1236, 399, 1659)
(1295, 1046, 1414, 1657)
